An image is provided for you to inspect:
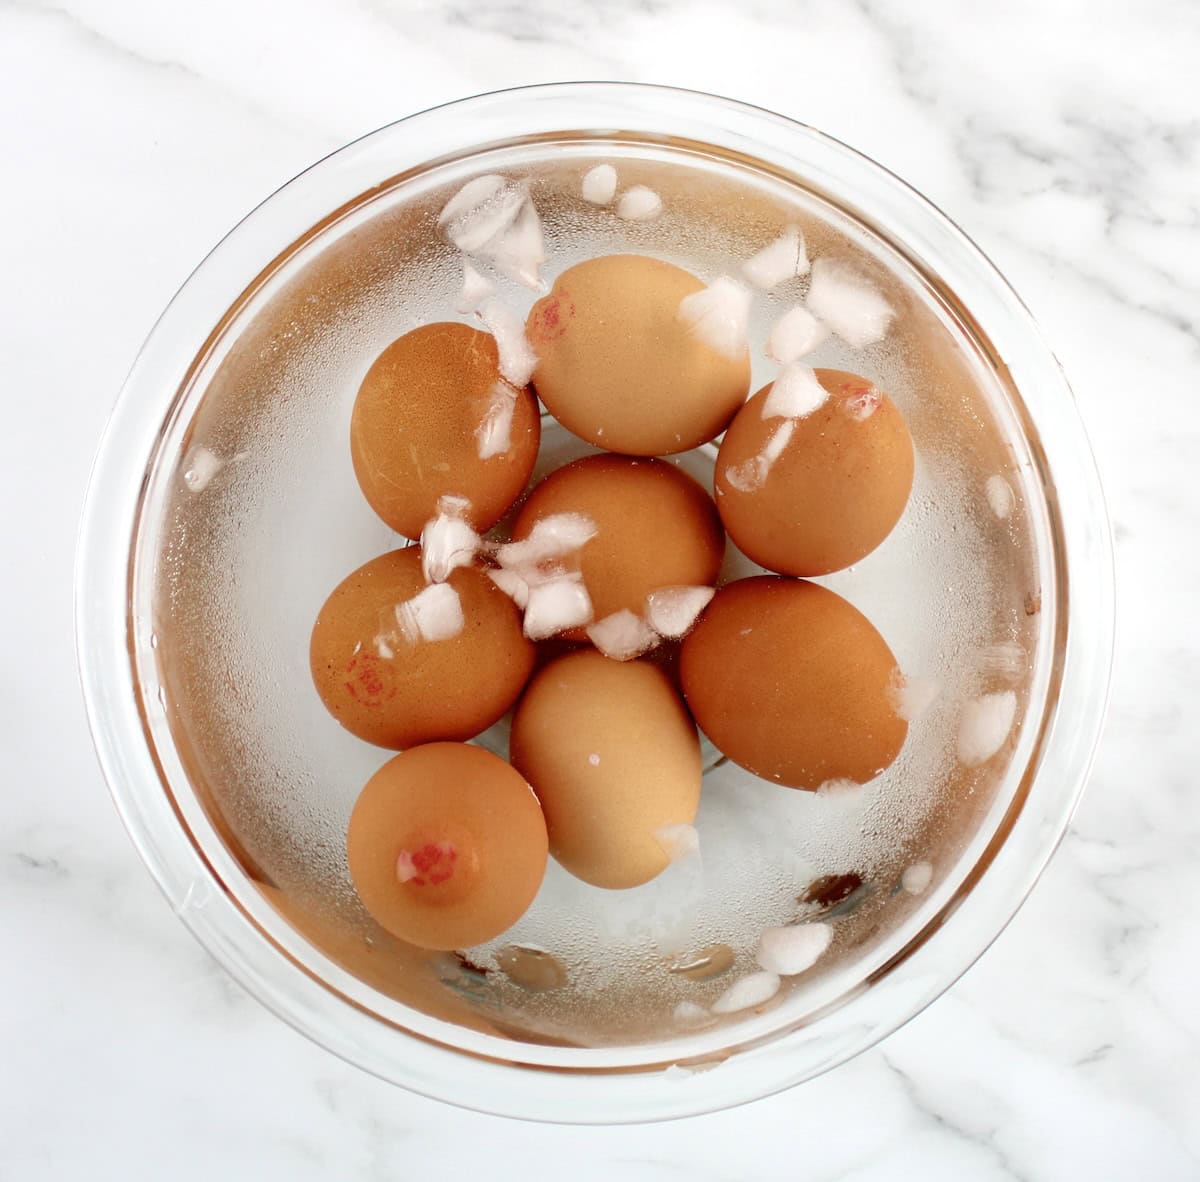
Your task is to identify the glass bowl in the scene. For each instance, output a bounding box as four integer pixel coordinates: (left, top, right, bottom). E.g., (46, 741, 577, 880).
(75, 83, 1113, 1123)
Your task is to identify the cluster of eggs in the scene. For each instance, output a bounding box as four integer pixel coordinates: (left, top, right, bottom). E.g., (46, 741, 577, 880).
(310, 244, 915, 955)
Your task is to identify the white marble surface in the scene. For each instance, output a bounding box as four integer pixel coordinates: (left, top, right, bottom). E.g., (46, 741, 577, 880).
(3, 0, 1198, 1176)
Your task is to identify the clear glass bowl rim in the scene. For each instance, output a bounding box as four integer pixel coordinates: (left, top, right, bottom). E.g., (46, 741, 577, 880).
(75, 81, 1115, 1124)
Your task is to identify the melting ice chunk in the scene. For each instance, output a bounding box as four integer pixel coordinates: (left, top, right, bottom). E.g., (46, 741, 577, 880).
(673, 1000, 711, 1025)
(616, 185, 663, 221)
(985, 474, 1015, 521)
(420, 505, 480, 583)
(806, 258, 895, 348)
(677, 277, 751, 360)
(761, 364, 830, 421)
(902, 862, 933, 895)
(711, 971, 781, 1015)
(654, 823, 700, 864)
(977, 641, 1027, 680)
(581, 163, 618, 205)
(888, 672, 942, 722)
(486, 199, 545, 290)
(456, 260, 495, 314)
(767, 305, 829, 364)
(644, 585, 715, 638)
(440, 174, 545, 288)
(523, 576, 593, 640)
(478, 298, 537, 387)
(486, 567, 530, 610)
(816, 777, 861, 797)
(742, 225, 810, 289)
(724, 419, 795, 492)
(182, 447, 224, 492)
(438, 175, 526, 253)
(495, 513, 597, 569)
(394, 582, 465, 644)
(587, 610, 658, 660)
(756, 923, 832, 976)
(957, 691, 1018, 766)
(475, 382, 519, 460)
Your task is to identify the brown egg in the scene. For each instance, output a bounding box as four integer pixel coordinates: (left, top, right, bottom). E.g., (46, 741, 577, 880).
(679, 577, 907, 789)
(347, 743, 548, 950)
(510, 650, 702, 888)
(715, 369, 914, 575)
(526, 255, 750, 455)
(350, 322, 541, 539)
(310, 547, 534, 748)
(510, 454, 724, 641)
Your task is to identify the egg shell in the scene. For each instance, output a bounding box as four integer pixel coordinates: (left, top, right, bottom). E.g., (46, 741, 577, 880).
(310, 547, 534, 748)
(350, 322, 540, 539)
(715, 369, 914, 575)
(510, 650, 702, 889)
(679, 577, 907, 789)
(526, 255, 750, 455)
(511, 454, 724, 642)
(347, 743, 548, 950)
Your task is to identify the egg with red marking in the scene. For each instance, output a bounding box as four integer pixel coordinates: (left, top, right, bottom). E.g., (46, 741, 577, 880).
(347, 743, 548, 950)
(715, 369, 914, 575)
(526, 255, 750, 455)
(309, 547, 534, 749)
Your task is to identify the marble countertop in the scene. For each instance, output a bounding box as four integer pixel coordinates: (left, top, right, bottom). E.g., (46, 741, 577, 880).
(4, 0, 1197, 1177)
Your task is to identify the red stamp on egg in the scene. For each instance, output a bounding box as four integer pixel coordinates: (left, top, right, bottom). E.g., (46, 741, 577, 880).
(344, 652, 396, 707)
(396, 842, 457, 886)
(528, 292, 575, 342)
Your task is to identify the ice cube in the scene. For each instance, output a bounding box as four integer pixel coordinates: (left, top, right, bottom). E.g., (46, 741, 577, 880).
(644, 585, 715, 638)
(677, 277, 751, 360)
(586, 610, 658, 660)
(742, 225, 810, 289)
(901, 862, 933, 895)
(888, 672, 942, 722)
(767, 304, 829, 363)
(438, 174, 525, 253)
(761, 364, 829, 421)
(182, 446, 224, 492)
(484, 199, 545, 290)
(673, 1000, 711, 1025)
(977, 641, 1027, 679)
(494, 513, 597, 568)
(475, 381, 518, 460)
(654, 823, 700, 864)
(985, 474, 1015, 520)
(806, 258, 895, 348)
(581, 163, 618, 205)
(957, 691, 1018, 766)
(478, 298, 537, 387)
(616, 185, 662, 221)
(755, 923, 832, 976)
(394, 582, 465, 644)
(456, 259, 495, 314)
(420, 509, 480, 583)
(711, 971, 781, 1014)
(486, 567, 530, 610)
(523, 577, 593, 640)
